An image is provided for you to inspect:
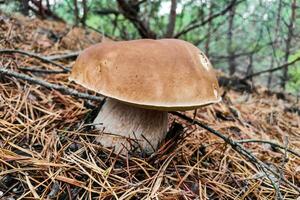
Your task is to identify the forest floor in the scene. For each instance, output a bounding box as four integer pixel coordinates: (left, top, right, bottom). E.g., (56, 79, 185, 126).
(0, 13, 299, 200)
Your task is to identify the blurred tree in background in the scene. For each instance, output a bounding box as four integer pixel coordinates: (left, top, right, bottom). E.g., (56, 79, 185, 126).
(0, 0, 299, 95)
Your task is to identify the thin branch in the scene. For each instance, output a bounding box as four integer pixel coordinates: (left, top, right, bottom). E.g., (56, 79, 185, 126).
(195, 19, 226, 46)
(29, 0, 64, 21)
(170, 111, 300, 194)
(94, 8, 120, 15)
(0, 49, 71, 72)
(211, 38, 276, 61)
(18, 67, 67, 74)
(116, 0, 156, 38)
(141, 134, 155, 153)
(0, 67, 102, 101)
(2, 65, 298, 194)
(236, 139, 300, 157)
(278, 136, 289, 200)
(174, 0, 245, 38)
(244, 56, 300, 80)
(46, 51, 81, 61)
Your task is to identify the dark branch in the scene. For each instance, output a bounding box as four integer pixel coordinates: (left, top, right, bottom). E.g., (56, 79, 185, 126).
(0, 49, 71, 72)
(236, 139, 300, 158)
(18, 67, 66, 74)
(0, 67, 102, 101)
(116, 0, 156, 38)
(1, 65, 298, 194)
(94, 8, 120, 15)
(46, 51, 81, 61)
(210, 40, 280, 62)
(174, 0, 245, 38)
(244, 56, 300, 80)
(29, 0, 64, 21)
(170, 111, 300, 194)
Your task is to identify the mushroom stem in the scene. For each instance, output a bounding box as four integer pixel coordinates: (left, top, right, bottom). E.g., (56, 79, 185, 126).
(94, 98, 168, 153)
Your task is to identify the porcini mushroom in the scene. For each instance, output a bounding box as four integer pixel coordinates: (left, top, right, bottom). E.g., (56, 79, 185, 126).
(69, 39, 221, 153)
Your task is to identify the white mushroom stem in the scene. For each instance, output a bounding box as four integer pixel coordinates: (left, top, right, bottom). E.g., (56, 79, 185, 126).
(94, 98, 168, 153)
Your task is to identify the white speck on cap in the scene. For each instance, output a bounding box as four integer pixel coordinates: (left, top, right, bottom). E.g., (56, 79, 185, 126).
(214, 89, 218, 98)
(199, 52, 210, 71)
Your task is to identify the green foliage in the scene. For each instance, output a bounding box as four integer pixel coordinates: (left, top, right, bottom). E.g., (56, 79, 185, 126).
(287, 66, 300, 95)
(0, 1, 20, 13)
(54, 0, 75, 23)
(287, 51, 300, 95)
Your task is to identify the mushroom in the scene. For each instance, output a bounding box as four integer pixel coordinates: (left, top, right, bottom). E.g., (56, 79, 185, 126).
(69, 39, 221, 154)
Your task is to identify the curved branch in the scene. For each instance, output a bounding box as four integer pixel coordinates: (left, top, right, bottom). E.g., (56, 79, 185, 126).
(116, 0, 156, 38)
(0, 49, 70, 72)
(170, 111, 300, 194)
(0, 67, 102, 101)
(244, 56, 300, 80)
(174, 0, 245, 38)
(236, 139, 300, 157)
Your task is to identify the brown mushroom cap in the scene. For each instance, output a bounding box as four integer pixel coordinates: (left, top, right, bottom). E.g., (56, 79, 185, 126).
(69, 39, 221, 111)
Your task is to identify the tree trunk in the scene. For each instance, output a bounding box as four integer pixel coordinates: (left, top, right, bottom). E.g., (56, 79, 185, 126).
(37, 0, 45, 19)
(21, 0, 29, 16)
(73, 0, 80, 26)
(267, 0, 282, 89)
(246, 54, 253, 84)
(165, 0, 177, 38)
(227, 3, 236, 75)
(46, 0, 51, 11)
(116, 0, 157, 39)
(30, 0, 64, 21)
(281, 0, 296, 89)
(205, 2, 213, 56)
(81, 0, 88, 27)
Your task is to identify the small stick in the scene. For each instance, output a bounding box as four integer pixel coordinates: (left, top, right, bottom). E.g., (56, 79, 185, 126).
(46, 51, 81, 61)
(170, 111, 300, 194)
(141, 134, 155, 153)
(236, 139, 300, 157)
(18, 67, 67, 74)
(192, 108, 197, 124)
(0, 67, 102, 101)
(0, 49, 71, 72)
(277, 136, 289, 200)
(2, 66, 298, 195)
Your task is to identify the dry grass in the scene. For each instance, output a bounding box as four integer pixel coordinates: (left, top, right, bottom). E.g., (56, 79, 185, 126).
(0, 13, 299, 199)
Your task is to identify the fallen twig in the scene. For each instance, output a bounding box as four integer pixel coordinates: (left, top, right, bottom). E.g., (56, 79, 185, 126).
(1, 66, 299, 197)
(46, 51, 81, 61)
(0, 49, 71, 72)
(0, 67, 102, 101)
(278, 136, 289, 200)
(170, 111, 300, 194)
(236, 139, 300, 157)
(18, 67, 67, 74)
